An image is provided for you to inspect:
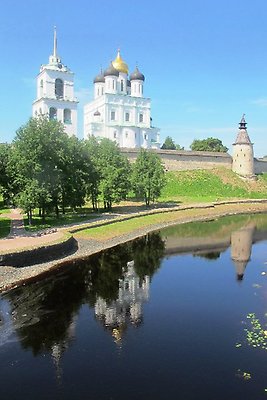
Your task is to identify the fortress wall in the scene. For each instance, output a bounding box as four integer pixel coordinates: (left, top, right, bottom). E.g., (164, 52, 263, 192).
(121, 148, 232, 171)
(254, 159, 267, 174)
(121, 149, 267, 174)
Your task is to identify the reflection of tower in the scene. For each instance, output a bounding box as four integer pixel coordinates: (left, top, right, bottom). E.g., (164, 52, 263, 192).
(231, 223, 255, 280)
(94, 260, 150, 343)
(50, 319, 76, 385)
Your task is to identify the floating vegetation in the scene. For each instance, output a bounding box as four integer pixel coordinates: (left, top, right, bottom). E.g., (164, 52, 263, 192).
(245, 313, 267, 351)
(252, 283, 261, 288)
(236, 369, 252, 380)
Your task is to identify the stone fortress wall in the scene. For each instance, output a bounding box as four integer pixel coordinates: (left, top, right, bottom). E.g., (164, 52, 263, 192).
(254, 159, 267, 174)
(121, 148, 267, 174)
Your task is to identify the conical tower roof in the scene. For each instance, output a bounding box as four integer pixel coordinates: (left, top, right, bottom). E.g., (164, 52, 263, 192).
(233, 114, 252, 145)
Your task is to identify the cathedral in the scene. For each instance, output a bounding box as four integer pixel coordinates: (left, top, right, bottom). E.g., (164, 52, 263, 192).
(84, 50, 160, 148)
(32, 30, 267, 179)
(32, 29, 160, 149)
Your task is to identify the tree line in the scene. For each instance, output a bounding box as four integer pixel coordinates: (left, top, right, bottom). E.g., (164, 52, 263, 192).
(161, 135, 228, 152)
(0, 117, 165, 223)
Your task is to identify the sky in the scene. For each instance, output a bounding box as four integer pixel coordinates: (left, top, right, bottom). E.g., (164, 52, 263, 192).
(1, 0, 267, 156)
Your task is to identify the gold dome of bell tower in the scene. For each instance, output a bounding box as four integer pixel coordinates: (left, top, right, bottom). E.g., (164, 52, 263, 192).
(112, 49, 129, 74)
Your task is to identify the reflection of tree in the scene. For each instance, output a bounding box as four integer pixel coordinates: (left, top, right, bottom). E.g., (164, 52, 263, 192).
(193, 252, 221, 260)
(5, 263, 89, 355)
(131, 232, 165, 280)
(87, 245, 129, 306)
(4, 232, 165, 354)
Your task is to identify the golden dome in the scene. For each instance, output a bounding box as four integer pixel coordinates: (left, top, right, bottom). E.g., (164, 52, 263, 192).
(112, 49, 129, 74)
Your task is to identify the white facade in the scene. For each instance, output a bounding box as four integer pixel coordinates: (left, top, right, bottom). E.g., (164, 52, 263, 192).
(32, 28, 78, 136)
(84, 51, 160, 148)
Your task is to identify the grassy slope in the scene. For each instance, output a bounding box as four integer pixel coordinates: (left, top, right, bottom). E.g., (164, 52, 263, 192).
(159, 169, 267, 203)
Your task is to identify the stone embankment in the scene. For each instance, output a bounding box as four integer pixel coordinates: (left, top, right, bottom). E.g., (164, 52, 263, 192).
(1, 200, 267, 292)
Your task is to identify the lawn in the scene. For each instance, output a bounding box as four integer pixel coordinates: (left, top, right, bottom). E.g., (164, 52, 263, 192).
(24, 213, 99, 232)
(75, 202, 267, 241)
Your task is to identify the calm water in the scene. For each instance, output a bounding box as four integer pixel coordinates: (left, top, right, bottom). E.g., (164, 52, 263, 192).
(1, 214, 267, 399)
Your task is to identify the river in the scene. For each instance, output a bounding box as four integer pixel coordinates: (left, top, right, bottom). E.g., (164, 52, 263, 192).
(1, 213, 267, 399)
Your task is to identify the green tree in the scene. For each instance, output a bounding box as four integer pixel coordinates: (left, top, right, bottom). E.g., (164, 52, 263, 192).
(132, 149, 165, 206)
(0, 143, 13, 205)
(161, 136, 176, 150)
(10, 116, 95, 219)
(84, 136, 102, 210)
(85, 138, 131, 210)
(98, 139, 131, 210)
(190, 137, 228, 152)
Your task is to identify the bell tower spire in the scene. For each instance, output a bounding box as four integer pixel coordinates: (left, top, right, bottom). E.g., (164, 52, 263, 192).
(49, 26, 61, 65)
(53, 26, 57, 58)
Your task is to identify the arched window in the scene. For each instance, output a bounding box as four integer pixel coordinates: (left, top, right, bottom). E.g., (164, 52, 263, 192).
(39, 79, 44, 97)
(64, 109, 71, 124)
(139, 113, 144, 123)
(121, 80, 124, 91)
(49, 107, 57, 120)
(125, 112, 130, 122)
(55, 78, 64, 99)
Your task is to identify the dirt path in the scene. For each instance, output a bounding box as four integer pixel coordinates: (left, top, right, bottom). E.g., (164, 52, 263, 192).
(0, 209, 64, 252)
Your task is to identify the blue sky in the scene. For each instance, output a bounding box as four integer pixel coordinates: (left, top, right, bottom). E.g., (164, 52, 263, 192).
(1, 0, 267, 156)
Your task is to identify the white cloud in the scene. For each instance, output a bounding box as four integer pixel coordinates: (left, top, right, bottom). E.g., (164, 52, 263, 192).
(251, 98, 267, 107)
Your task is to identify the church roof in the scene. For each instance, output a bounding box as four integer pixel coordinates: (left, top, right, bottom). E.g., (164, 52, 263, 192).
(94, 70, 105, 83)
(112, 50, 129, 74)
(233, 115, 252, 145)
(130, 67, 145, 82)
(104, 62, 119, 77)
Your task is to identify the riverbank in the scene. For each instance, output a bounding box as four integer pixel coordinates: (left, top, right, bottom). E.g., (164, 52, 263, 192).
(1, 200, 267, 293)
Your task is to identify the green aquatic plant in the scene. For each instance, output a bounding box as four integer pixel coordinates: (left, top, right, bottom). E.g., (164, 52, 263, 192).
(244, 313, 267, 350)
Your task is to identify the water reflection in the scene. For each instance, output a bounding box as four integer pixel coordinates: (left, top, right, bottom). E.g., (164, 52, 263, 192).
(1, 232, 164, 354)
(1, 215, 267, 399)
(95, 260, 150, 343)
(161, 214, 267, 280)
(231, 222, 255, 280)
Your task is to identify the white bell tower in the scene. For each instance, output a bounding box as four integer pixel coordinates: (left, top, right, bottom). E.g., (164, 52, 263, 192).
(32, 27, 78, 136)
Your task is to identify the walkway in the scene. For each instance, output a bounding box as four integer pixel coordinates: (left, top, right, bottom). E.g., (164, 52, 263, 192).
(0, 209, 64, 252)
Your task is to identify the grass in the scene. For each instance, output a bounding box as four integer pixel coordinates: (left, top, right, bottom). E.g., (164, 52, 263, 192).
(159, 169, 267, 203)
(160, 213, 267, 239)
(0, 218, 11, 238)
(75, 202, 267, 241)
(24, 213, 99, 232)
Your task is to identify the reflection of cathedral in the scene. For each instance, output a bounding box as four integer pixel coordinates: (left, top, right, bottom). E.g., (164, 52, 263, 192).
(95, 261, 150, 342)
(231, 223, 255, 280)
